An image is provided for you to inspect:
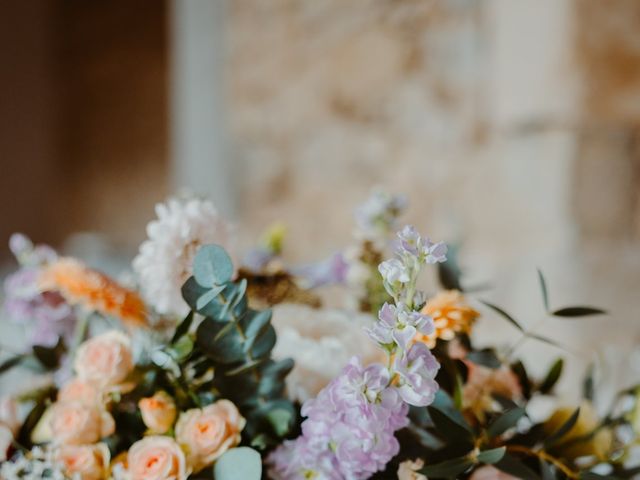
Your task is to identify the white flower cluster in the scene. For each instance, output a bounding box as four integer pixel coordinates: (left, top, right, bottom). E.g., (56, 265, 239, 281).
(133, 197, 232, 317)
(0, 447, 74, 480)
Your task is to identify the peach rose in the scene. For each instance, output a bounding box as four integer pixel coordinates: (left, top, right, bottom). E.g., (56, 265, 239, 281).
(50, 401, 115, 445)
(397, 459, 427, 480)
(58, 378, 102, 405)
(56, 443, 110, 480)
(139, 391, 177, 434)
(74, 330, 133, 387)
(175, 400, 245, 472)
(127, 436, 188, 480)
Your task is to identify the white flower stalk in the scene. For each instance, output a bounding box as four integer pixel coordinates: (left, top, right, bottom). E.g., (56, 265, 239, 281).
(133, 197, 233, 317)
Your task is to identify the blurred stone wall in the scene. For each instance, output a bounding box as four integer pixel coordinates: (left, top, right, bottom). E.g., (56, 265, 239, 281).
(227, 0, 640, 400)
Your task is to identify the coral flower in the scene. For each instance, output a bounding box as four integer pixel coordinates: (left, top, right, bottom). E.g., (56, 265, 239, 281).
(416, 290, 479, 348)
(39, 258, 147, 327)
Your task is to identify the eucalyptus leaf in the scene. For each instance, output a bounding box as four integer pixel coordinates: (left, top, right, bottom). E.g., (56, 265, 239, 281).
(552, 307, 606, 318)
(196, 318, 245, 364)
(213, 447, 262, 480)
(194, 244, 234, 287)
(196, 285, 226, 310)
(539, 358, 563, 394)
(487, 407, 526, 438)
(477, 447, 506, 464)
(181, 276, 210, 310)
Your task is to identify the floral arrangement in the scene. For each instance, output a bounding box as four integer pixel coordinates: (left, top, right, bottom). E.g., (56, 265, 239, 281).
(0, 192, 639, 480)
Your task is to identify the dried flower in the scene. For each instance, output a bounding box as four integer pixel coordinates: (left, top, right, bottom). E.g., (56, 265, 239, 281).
(133, 197, 232, 317)
(463, 362, 522, 421)
(39, 258, 147, 327)
(416, 290, 479, 348)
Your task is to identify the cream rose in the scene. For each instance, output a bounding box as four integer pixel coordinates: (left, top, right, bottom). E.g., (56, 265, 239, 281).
(139, 391, 177, 434)
(175, 400, 245, 473)
(56, 443, 110, 480)
(74, 330, 133, 387)
(127, 436, 188, 480)
(50, 401, 115, 445)
(58, 378, 102, 405)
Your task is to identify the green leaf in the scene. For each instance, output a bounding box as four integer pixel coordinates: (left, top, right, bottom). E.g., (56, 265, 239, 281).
(466, 348, 502, 369)
(196, 285, 226, 310)
(540, 459, 556, 480)
(487, 407, 526, 438)
(32, 339, 65, 369)
(537, 268, 550, 311)
(480, 301, 524, 332)
(428, 406, 474, 446)
(580, 473, 623, 480)
(266, 408, 293, 436)
(527, 333, 566, 350)
(172, 312, 194, 343)
(181, 276, 210, 309)
(544, 407, 580, 447)
(437, 245, 463, 291)
(495, 454, 541, 480)
(477, 447, 506, 464)
(193, 244, 234, 287)
(0, 354, 27, 374)
(167, 335, 194, 362)
(420, 456, 474, 478)
(583, 364, 595, 401)
(552, 307, 606, 318)
(539, 358, 563, 394)
(213, 447, 262, 480)
(196, 318, 245, 364)
(511, 360, 532, 399)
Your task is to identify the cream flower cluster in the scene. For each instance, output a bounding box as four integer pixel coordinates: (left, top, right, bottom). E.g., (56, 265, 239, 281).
(133, 197, 232, 318)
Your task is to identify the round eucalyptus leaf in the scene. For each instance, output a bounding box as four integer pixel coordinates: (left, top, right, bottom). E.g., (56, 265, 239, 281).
(213, 447, 262, 480)
(193, 244, 234, 287)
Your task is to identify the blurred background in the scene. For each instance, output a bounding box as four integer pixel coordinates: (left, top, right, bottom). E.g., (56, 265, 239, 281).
(1, 0, 640, 399)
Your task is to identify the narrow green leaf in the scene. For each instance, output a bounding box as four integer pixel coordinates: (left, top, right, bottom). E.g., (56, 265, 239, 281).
(540, 459, 555, 480)
(539, 358, 563, 394)
(480, 301, 524, 332)
(213, 447, 262, 480)
(0, 354, 27, 374)
(167, 335, 194, 362)
(511, 360, 532, 399)
(172, 312, 193, 343)
(487, 407, 526, 438)
(544, 407, 580, 447)
(527, 333, 565, 350)
(466, 348, 502, 369)
(428, 406, 474, 446)
(420, 456, 474, 478)
(193, 244, 234, 287)
(552, 306, 606, 318)
(583, 364, 595, 401)
(495, 453, 541, 480)
(537, 268, 550, 311)
(477, 447, 506, 464)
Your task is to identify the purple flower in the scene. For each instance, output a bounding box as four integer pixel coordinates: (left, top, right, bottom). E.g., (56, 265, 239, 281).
(397, 225, 421, 256)
(293, 253, 350, 288)
(354, 191, 407, 240)
(378, 259, 410, 285)
(421, 238, 448, 264)
(367, 303, 434, 350)
(268, 358, 408, 480)
(393, 343, 440, 407)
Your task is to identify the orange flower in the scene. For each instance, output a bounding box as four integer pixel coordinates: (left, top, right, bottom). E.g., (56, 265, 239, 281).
(416, 290, 479, 348)
(39, 258, 147, 327)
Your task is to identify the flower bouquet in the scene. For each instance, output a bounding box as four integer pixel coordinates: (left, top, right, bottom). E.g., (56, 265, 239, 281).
(0, 193, 639, 480)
